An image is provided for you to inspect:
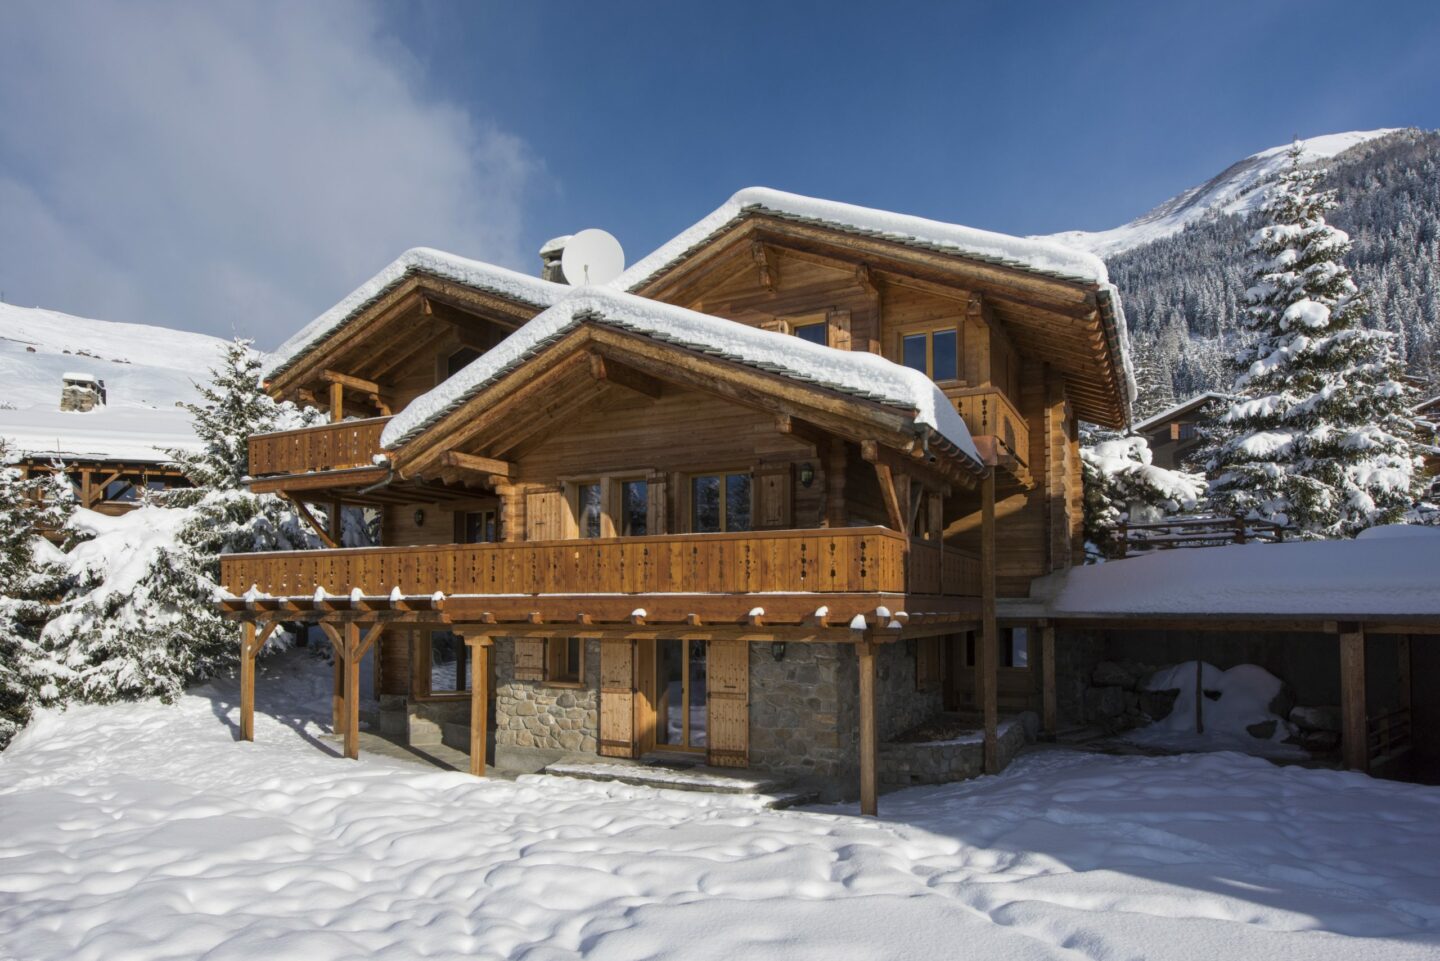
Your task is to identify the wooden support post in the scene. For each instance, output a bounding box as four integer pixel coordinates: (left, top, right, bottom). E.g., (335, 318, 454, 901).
(980, 470, 999, 773)
(329, 381, 344, 423)
(344, 620, 361, 760)
(825, 440, 847, 528)
(332, 656, 345, 735)
(468, 636, 492, 777)
(240, 622, 257, 742)
(857, 638, 878, 817)
(1340, 625, 1367, 773)
(1040, 622, 1057, 736)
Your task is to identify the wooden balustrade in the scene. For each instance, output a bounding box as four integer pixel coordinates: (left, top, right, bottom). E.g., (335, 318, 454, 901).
(221, 527, 980, 599)
(950, 387, 1028, 467)
(248, 417, 391, 477)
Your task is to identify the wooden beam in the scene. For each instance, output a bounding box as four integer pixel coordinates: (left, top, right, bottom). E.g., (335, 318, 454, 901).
(322, 369, 383, 394)
(825, 439, 847, 528)
(858, 637, 878, 817)
(589, 353, 663, 399)
(980, 470, 999, 773)
(870, 457, 906, 533)
(1040, 623, 1056, 736)
(774, 413, 829, 450)
(442, 450, 514, 479)
(240, 622, 257, 742)
(1339, 626, 1367, 773)
(280, 493, 339, 549)
(468, 636, 492, 776)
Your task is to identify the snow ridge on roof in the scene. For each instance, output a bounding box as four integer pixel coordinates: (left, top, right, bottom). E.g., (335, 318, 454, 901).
(263, 248, 569, 381)
(613, 187, 1112, 293)
(379, 286, 981, 463)
(1132, 391, 1233, 434)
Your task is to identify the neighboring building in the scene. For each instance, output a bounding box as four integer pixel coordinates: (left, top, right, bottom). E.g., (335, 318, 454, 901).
(1130, 391, 1229, 471)
(219, 187, 1130, 812)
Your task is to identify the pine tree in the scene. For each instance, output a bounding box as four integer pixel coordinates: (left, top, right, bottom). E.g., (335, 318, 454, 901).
(0, 445, 72, 747)
(1202, 143, 1425, 537)
(34, 340, 323, 707)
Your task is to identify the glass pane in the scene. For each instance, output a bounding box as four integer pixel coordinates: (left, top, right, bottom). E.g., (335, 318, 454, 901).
(622, 480, 648, 536)
(430, 631, 468, 693)
(931, 329, 958, 382)
(794, 322, 827, 346)
(691, 475, 721, 532)
(688, 639, 708, 748)
(724, 474, 751, 532)
(658, 639, 684, 746)
(464, 512, 483, 543)
(1011, 628, 1029, 668)
(902, 333, 927, 373)
(580, 482, 602, 538)
(484, 512, 497, 543)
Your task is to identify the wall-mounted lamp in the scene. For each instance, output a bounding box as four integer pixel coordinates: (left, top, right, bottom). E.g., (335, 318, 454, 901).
(799, 462, 815, 488)
(413, 509, 426, 527)
(771, 641, 787, 662)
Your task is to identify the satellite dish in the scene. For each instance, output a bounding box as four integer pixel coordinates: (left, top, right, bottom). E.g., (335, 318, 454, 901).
(560, 228, 625, 286)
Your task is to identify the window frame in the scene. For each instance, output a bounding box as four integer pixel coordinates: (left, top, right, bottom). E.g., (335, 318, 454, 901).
(686, 470, 753, 533)
(544, 637, 585, 687)
(420, 629, 470, 699)
(896, 325, 961, 384)
(792, 319, 828, 346)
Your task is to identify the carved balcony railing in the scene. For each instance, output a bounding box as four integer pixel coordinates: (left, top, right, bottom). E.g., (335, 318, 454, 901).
(951, 387, 1029, 471)
(247, 416, 392, 478)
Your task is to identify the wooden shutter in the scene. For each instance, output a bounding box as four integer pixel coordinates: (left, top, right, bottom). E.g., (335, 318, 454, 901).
(513, 638, 545, 681)
(646, 470, 669, 535)
(598, 640, 637, 757)
(754, 464, 792, 530)
(828, 308, 852, 351)
(525, 487, 565, 541)
(707, 640, 750, 768)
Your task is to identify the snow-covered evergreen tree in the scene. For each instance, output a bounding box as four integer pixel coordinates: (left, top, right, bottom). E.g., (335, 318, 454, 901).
(33, 340, 323, 707)
(1081, 429, 1206, 560)
(1202, 143, 1426, 538)
(0, 446, 73, 747)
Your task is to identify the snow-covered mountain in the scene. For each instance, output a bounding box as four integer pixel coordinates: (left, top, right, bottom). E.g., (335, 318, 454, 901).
(1047, 130, 1399, 257)
(0, 302, 229, 461)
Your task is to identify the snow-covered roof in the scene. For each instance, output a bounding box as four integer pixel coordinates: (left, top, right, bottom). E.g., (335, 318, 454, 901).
(263, 248, 569, 382)
(615, 187, 1112, 292)
(1131, 391, 1232, 434)
(1037, 525, 1440, 620)
(380, 286, 981, 464)
(538, 234, 573, 257)
(0, 405, 198, 464)
(61, 372, 100, 384)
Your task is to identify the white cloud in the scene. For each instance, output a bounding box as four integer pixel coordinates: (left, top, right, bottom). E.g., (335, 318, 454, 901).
(0, 1, 539, 347)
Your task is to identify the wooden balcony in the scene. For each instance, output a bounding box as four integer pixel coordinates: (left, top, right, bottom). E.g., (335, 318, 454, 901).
(248, 416, 391, 478)
(221, 527, 980, 606)
(951, 387, 1029, 477)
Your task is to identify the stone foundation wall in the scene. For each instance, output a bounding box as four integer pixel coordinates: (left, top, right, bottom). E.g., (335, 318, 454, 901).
(493, 638, 601, 768)
(749, 642, 852, 788)
(878, 718, 1026, 791)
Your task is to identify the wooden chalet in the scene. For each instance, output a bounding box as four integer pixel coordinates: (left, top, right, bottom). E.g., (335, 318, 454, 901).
(221, 191, 1132, 813)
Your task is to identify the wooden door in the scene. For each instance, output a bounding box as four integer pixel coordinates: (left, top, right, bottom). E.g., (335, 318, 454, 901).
(706, 639, 750, 768)
(525, 487, 566, 541)
(599, 639, 637, 757)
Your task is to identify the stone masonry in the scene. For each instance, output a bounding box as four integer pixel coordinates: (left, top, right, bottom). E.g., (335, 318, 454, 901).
(493, 637, 601, 770)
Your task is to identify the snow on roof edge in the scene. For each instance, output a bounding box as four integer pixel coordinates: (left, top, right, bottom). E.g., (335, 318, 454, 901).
(1131, 391, 1233, 434)
(613, 187, 1111, 294)
(263, 248, 568, 382)
(380, 287, 982, 464)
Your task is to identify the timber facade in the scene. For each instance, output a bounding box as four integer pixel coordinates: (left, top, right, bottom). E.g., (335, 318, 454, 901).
(222, 192, 1131, 811)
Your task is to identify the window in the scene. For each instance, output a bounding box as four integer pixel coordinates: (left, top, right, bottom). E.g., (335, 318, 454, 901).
(690, 472, 751, 532)
(1177, 421, 1199, 442)
(621, 479, 648, 536)
(793, 321, 827, 346)
(447, 347, 481, 379)
(577, 481, 602, 538)
(900, 328, 959, 382)
(462, 508, 498, 544)
(429, 630, 469, 694)
(547, 637, 583, 684)
(961, 628, 1030, 669)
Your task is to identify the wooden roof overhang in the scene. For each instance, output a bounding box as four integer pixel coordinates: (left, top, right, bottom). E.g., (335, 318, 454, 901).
(1042, 611, 1440, 636)
(263, 271, 547, 406)
(628, 213, 1132, 429)
(245, 465, 492, 507)
(221, 590, 980, 641)
(387, 320, 987, 491)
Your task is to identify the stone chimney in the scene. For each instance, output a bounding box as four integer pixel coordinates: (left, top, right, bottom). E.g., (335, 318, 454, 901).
(539, 234, 572, 283)
(60, 372, 104, 412)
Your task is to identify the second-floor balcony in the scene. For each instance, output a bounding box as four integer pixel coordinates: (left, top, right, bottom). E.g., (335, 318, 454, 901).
(221, 527, 981, 627)
(247, 416, 392, 493)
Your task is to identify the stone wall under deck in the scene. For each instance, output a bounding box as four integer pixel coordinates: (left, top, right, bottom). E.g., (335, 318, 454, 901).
(493, 638, 602, 772)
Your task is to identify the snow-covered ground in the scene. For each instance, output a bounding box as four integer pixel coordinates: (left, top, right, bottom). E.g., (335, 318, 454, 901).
(0, 301, 228, 461)
(3, 651, 1439, 960)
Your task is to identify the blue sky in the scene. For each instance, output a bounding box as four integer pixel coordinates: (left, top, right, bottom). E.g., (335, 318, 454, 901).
(1, 1, 1437, 345)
